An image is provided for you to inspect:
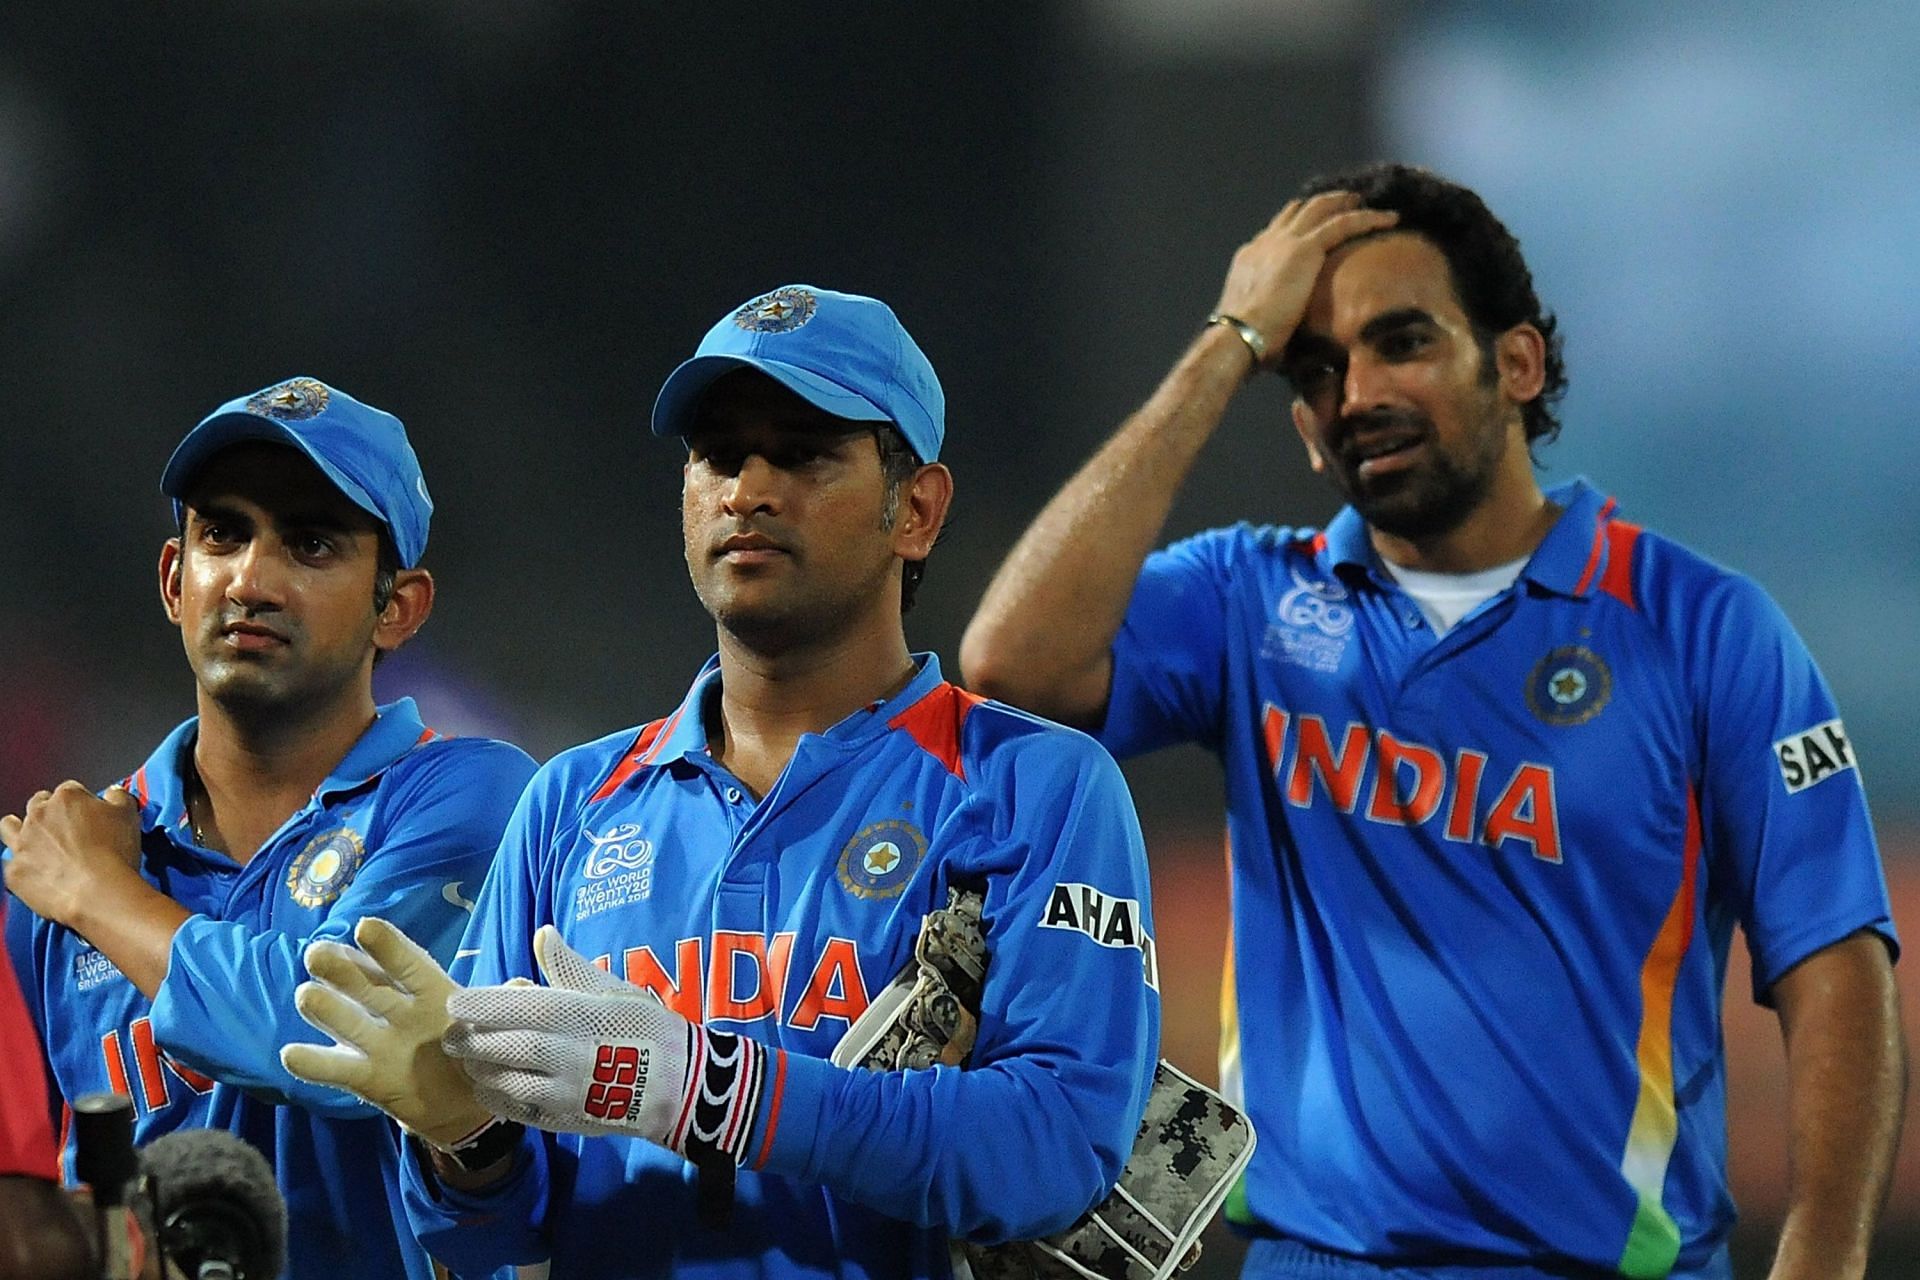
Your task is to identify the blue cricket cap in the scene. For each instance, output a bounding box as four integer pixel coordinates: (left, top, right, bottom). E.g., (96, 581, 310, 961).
(650, 284, 945, 462)
(160, 377, 433, 567)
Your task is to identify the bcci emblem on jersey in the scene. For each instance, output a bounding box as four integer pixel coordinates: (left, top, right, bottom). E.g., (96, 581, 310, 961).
(1526, 645, 1613, 727)
(837, 819, 927, 901)
(245, 377, 331, 421)
(733, 286, 818, 334)
(286, 827, 367, 908)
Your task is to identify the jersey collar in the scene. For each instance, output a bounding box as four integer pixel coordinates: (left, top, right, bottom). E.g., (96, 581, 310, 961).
(1322, 502, 1377, 579)
(643, 652, 951, 768)
(122, 698, 434, 836)
(1521, 478, 1618, 598)
(1320, 476, 1614, 598)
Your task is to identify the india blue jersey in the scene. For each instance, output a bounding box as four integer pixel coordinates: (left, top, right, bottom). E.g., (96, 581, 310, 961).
(404, 655, 1160, 1279)
(1101, 479, 1895, 1279)
(4, 699, 536, 1280)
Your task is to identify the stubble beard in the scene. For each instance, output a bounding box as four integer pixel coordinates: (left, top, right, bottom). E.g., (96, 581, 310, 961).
(694, 558, 893, 659)
(190, 626, 370, 732)
(1334, 396, 1512, 544)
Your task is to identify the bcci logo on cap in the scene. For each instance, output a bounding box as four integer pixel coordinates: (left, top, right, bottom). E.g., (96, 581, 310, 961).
(733, 287, 817, 334)
(246, 377, 331, 421)
(837, 819, 927, 900)
(287, 826, 367, 908)
(1526, 645, 1612, 727)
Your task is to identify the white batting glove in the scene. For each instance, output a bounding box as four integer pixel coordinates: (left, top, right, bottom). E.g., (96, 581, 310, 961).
(280, 916, 497, 1150)
(445, 925, 771, 1167)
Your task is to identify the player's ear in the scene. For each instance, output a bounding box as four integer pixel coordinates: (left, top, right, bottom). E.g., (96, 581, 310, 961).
(159, 538, 185, 624)
(891, 462, 952, 563)
(1494, 322, 1546, 408)
(1291, 400, 1329, 474)
(373, 568, 434, 655)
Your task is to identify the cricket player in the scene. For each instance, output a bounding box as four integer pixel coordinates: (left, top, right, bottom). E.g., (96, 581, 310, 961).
(961, 166, 1905, 1279)
(281, 285, 1162, 1278)
(3, 379, 538, 1279)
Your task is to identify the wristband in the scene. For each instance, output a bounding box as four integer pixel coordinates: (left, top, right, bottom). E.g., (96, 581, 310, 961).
(1205, 312, 1268, 365)
(428, 1116, 525, 1173)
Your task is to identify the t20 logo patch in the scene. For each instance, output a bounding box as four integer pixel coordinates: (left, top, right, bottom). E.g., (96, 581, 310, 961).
(583, 824, 655, 880)
(1774, 718, 1857, 794)
(1262, 566, 1355, 673)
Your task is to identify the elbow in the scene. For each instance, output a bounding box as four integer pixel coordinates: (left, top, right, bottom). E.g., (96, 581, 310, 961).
(954, 1106, 1127, 1243)
(970, 1137, 1115, 1243)
(958, 622, 1052, 713)
(1034, 1112, 1132, 1238)
(961, 617, 1110, 731)
(958, 617, 1014, 699)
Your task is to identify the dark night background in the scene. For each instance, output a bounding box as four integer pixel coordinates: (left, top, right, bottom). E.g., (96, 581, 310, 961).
(2, 3, 1913, 1272)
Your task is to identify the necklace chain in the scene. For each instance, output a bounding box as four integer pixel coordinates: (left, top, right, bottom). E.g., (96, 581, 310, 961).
(187, 761, 212, 849)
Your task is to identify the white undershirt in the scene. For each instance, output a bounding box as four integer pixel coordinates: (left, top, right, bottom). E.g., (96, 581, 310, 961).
(1379, 554, 1531, 635)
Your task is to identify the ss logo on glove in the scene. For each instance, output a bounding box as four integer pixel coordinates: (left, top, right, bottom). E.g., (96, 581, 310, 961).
(586, 1044, 649, 1120)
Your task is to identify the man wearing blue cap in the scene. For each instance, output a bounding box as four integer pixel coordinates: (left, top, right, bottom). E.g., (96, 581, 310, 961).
(3, 378, 537, 1280)
(280, 288, 1163, 1278)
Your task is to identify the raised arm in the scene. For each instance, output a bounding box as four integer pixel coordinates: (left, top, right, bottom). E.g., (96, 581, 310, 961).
(960, 192, 1396, 726)
(1765, 932, 1906, 1280)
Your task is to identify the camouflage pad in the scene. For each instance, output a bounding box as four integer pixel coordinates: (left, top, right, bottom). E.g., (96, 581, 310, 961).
(842, 887, 1255, 1280)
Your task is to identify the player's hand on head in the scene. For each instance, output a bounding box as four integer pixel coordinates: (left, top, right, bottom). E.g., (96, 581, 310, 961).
(280, 916, 496, 1150)
(1211, 191, 1399, 369)
(445, 925, 768, 1171)
(0, 783, 144, 926)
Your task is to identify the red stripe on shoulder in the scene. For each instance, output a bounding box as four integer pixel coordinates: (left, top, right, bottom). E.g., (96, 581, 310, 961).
(414, 728, 440, 747)
(887, 683, 986, 782)
(1572, 497, 1618, 596)
(1598, 519, 1643, 610)
(126, 766, 150, 806)
(1289, 531, 1329, 557)
(587, 709, 681, 804)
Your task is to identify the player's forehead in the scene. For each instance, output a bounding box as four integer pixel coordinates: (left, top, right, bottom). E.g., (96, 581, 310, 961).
(180, 442, 379, 532)
(687, 369, 871, 447)
(1300, 231, 1469, 342)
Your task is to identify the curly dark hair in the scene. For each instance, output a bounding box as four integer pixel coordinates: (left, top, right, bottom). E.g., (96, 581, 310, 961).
(1296, 163, 1568, 448)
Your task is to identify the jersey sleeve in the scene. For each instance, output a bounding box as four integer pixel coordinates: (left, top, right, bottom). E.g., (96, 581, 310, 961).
(149, 740, 537, 1115)
(1690, 573, 1897, 1002)
(400, 752, 578, 1273)
(1100, 525, 1242, 758)
(746, 733, 1161, 1241)
(0, 897, 61, 1179)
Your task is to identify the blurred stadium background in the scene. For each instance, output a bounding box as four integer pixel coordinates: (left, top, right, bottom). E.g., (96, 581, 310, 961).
(1, 1, 1913, 1273)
